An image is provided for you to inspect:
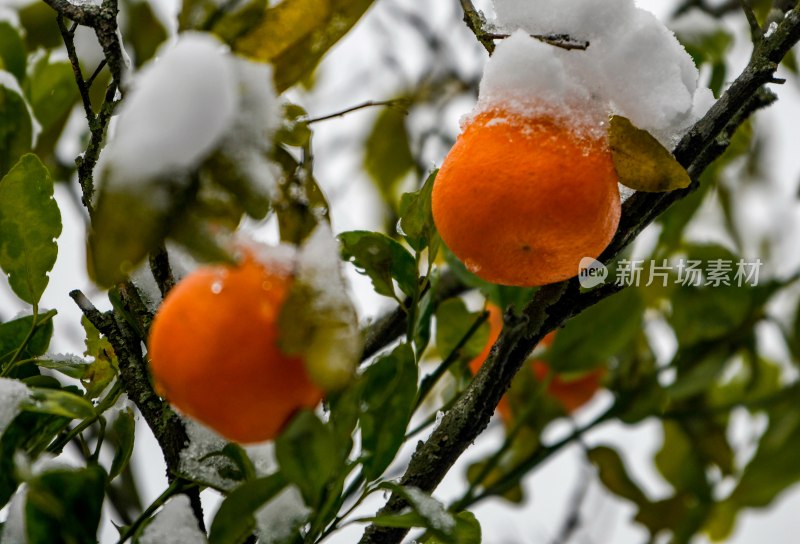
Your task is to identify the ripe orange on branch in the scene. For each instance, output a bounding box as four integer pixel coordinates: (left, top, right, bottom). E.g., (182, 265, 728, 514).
(147, 253, 323, 443)
(432, 106, 621, 286)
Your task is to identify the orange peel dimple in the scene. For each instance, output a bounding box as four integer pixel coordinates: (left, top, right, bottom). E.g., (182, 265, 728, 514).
(432, 107, 621, 287)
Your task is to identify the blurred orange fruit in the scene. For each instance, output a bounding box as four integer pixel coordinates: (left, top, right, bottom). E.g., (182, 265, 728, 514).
(432, 107, 621, 286)
(468, 304, 603, 418)
(147, 254, 323, 443)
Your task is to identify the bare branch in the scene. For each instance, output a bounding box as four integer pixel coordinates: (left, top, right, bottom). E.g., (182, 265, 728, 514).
(69, 290, 205, 529)
(305, 99, 411, 125)
(41, 0, 100, 26)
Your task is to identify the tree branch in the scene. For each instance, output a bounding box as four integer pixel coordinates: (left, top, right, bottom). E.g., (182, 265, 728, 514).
(358, 6, 800, 543)
(41, 0, 100, 26)
(69, 290, 205, 530)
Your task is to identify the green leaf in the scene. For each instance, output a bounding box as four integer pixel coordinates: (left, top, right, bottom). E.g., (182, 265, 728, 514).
(272, 147, 330, 245)
(229, 0, 376, 92)
(208, 474, 288, 544)
(413, 283, 436, 358)
(88, 176, 184, 287)
(588, 446, 649, 506)
(25, 465, 106, 544)
(0, 22, 26, 84)
(434, 298, 489, 364)
(35, 356, 89, 380)
(0, 311, 55, 372)
(18, 3, 61, 50)
(0, 79, 33, 178)
(339, 230, 418, 299)
(275, 410, 337, 507)
(0, 412, 70, 509)
(210, 443, 258, 483)
(82, 316, 114, 361)
(398, 170, 437, 253)
(373, 484, 458, 542)
(202, 150, 272, 220)
(365, 105, 415, 209)
(327, 383, 361, 462)
(22, 388, 95, 420)
(666, 343, 732, 401)
(360, 343, 417, 480)
(727, 388, 800, 508)
(609, 116, 691, 193)
(26, 56, 78, 134)
(108, 407, 135, 481)
(124, 0, 169, 68)
(0, 155, 61, 305)
(82, 356, 117, 400)
(275, 103, 312, 147)
(654, 422, 709, 497)
(544, 287, 643, 372)
(428, 511, 481, 544)
(668, 256, 752, 348)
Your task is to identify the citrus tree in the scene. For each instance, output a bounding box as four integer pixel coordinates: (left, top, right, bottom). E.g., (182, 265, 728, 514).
(1, 0, 800, 543)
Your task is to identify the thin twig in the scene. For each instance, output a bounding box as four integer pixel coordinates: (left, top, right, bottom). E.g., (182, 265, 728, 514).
(305, 99, 411, 125)
(485, 32, 590, 51)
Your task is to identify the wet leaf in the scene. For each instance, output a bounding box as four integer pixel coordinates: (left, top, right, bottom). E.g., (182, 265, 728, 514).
(124, 0, 169, 67)
(0, 22, 26, 83)
(365, 105, 414, 210)
(398, 170, 437, 253)
(339, 230, 418, 300)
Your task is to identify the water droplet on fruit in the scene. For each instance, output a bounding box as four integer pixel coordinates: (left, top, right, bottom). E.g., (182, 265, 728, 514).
(465, 259, 481, 273)
(262, 280, 272, 291)
(211, 281, 223, 294)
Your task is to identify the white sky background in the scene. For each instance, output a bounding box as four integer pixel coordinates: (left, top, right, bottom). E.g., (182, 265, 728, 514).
(1, 0, 800, 542)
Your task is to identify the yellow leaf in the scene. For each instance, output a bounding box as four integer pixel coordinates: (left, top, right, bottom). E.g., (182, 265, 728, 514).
(609, 115, 691, 193)
(230, 0, 374, 92)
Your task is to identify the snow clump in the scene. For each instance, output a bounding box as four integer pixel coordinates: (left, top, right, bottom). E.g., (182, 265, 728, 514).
(139, 495, 209, 544)
(97, 32, 280, 198)
(0, 377, 30, 436)
(481, 0, 714, 146)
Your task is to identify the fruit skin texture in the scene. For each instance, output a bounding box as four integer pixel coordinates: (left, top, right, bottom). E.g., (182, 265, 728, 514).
(432, 107, 621, 286)
(147, 256, 323, 444)
(468, 304, 602, 419)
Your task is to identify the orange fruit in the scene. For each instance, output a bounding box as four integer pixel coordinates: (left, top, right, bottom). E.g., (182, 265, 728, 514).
(147, 254, 323, 443)
(469, 304, 602, 418)
(432, 106, 621, 286)
(531, 360, 604, 413)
